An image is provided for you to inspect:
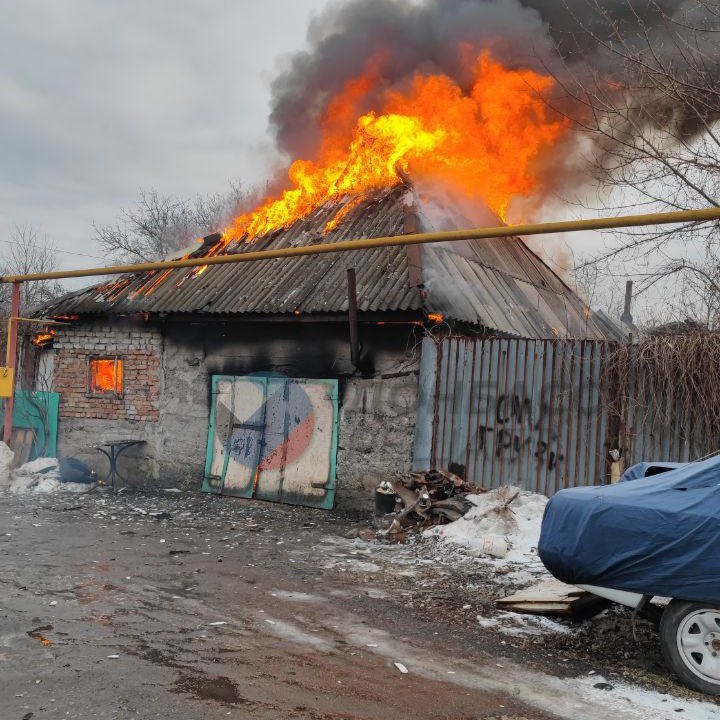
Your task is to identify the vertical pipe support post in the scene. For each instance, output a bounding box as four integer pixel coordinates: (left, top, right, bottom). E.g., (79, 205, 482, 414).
(347, 268, 360, 368)
(3, 282, 21, 444)
(621, 280, 634, 328)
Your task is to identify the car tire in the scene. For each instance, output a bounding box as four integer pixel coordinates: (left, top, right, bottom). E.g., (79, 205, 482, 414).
(660, 600, 720, 695)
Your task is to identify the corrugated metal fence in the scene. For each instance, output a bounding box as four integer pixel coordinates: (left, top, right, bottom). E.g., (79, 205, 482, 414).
(413, 336, 718, 495)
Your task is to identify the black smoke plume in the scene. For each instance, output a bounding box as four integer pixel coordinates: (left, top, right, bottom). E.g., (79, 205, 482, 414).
(268, 0, 687, 160)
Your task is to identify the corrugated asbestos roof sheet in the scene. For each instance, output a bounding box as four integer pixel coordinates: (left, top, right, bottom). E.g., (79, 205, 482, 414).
(421, 244, 617, 339)
(46, 186, 420, 317)
(43, 183, 623, 340)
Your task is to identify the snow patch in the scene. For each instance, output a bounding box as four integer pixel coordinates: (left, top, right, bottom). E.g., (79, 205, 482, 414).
(8, 457, 93, 494)
(477, 610, 573, 637)
(0, 442, 14, 490)
(261, 616, 333, 652)
(572, 674, 720, 720)
(424, 486, 547, 563)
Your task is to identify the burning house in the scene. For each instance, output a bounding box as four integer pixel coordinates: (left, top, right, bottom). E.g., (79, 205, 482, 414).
(32, 180, 620, 509)
(22, 43, 637, 508)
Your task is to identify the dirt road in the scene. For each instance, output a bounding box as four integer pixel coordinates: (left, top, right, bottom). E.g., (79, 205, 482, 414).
(0, 490, 716, 719)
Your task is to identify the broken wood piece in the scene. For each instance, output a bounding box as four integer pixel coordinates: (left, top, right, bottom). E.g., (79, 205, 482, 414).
(497, 579, 604, 616)
(436, 468, 465, 486)
(498, 486, 520, 508)
(392, 481, 421, 509)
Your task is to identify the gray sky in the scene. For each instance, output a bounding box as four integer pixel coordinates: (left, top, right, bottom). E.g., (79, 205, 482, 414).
(1, 0, 326, 269)
(0, 0, 668, 320)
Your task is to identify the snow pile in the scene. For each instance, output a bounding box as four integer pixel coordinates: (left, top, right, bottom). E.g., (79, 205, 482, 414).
(572, 674, 720, 720)
(424, 486, 547, 563)
(8, 457, 94, 494)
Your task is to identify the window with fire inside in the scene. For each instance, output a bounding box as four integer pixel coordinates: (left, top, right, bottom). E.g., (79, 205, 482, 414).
(88, 357, 124, 398)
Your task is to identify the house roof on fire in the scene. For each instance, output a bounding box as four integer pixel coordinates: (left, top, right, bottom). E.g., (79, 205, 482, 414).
(43, 183, 623, 340)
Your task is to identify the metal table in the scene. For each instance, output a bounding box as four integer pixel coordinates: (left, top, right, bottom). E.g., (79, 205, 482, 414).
(93, 439, 146, 490)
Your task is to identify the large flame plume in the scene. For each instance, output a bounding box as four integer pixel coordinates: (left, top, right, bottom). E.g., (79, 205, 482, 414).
(223, 51, 568, 242)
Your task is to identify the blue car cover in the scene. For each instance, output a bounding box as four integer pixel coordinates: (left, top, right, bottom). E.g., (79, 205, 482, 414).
(538, 454, 720, 604)
(620, 461, 685, 482)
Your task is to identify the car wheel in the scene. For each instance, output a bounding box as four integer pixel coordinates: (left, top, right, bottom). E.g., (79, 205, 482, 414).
(660, 600, 720, 695)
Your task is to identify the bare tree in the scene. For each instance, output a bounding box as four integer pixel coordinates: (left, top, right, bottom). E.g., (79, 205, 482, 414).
(558, 0, 720, 324)
(569, 257, 626, 317)
(0, 225, 63, 314)
(95, 183, 254, 263)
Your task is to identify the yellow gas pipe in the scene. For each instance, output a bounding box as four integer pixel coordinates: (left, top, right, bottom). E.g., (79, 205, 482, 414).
(0, 206, 718, 284)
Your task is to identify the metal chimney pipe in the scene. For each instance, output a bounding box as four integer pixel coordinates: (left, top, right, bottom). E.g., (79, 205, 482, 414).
(621, 280, 634, 327)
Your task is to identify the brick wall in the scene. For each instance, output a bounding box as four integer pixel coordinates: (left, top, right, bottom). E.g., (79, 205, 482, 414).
(53, 323, 162, 422)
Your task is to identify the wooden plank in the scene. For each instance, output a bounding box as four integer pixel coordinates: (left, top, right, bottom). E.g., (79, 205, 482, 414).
(497, 578, 586, 604)
(500, 602, 578, 615)
(10, 428, 34, 469)
(497, 578, 603, 616)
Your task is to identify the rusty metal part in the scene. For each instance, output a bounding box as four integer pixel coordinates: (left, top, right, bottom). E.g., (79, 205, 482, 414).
(385, 470, 479, 536)
(347, 268, 360, 368)
(3, 282, 20, 443)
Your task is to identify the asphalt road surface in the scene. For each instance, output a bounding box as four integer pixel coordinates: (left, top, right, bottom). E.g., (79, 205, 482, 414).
(0, 490, 711, 719)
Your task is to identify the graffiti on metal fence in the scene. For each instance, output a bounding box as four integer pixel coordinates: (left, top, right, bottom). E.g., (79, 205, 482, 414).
(477, 390, 564, 471)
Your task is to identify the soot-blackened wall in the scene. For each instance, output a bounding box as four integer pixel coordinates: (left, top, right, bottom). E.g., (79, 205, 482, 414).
(159, 320, 422, 509)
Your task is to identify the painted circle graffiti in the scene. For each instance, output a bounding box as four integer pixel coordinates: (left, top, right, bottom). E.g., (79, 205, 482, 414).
(228, 372, 316, 471)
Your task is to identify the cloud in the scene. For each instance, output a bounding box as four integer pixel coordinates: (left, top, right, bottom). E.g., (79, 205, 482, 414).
(0, 0, 325, 267)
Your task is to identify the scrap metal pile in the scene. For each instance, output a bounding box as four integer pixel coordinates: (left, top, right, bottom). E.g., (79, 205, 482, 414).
(376, 469, 482, 536)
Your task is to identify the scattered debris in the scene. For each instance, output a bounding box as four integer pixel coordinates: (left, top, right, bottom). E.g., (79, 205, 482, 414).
(107, 654, 120, 659)
(394, 662, 409, 674)
(27, 625, 53, 646)
(149, 511, 172, 520)
(380, 469, 480, 536)
(497, 579, 605, 617)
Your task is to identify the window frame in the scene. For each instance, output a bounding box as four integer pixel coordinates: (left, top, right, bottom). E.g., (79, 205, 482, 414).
(87, 355, 124, 399)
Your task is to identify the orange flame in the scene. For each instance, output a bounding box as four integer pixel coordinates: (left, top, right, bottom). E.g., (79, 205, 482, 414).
(89, 358, 123, 395)
(31, 328, 56, 348)
(223, 51, 568, 242)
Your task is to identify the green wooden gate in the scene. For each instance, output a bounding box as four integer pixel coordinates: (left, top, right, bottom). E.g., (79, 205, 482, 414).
(202, 375, 339, 509)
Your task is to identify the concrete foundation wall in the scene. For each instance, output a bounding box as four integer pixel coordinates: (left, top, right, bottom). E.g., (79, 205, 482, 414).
(335, 373, 418, 511)
(46, 317, 422, 509)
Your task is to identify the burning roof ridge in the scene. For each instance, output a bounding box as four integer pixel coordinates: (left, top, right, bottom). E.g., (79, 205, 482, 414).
(200, 182, 414, 259)
(35, 179, 623, 341)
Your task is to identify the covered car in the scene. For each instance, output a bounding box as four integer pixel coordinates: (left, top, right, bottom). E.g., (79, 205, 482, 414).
(538, 453, 720, 605)
(539, 454, 720, 695)
(619, 460, 685, 482)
